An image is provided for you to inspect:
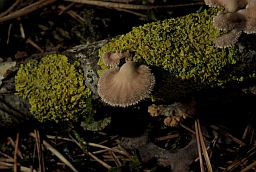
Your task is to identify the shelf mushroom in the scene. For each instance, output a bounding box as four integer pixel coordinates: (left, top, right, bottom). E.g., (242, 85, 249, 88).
(97, 61, 155, 107)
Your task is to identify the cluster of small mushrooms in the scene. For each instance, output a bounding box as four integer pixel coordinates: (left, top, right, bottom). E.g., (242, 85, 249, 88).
(97, 52, 155, 107)
(204, 0, 256, 48)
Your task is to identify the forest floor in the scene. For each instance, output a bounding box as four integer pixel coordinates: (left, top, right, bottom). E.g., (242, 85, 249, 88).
(0, 0, 255, 172)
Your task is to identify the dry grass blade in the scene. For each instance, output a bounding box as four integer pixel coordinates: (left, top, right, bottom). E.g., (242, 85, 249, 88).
(7, 137, 23, 159)
(34, 130, 45, 172)
(58, 3, 75, 15)
(14, 133, 19, 172)
(109, 150, 122, 167)
(64, 0, 204, 10)
(242, 114, 255, 144)
(69, 134, 112, 170)
(115, 8, 147, 17)
(210, 125, 246, 146)
(30, 133, 78, 172)
(88, 152, 112, 169)
(180, 123, 196, 134)
(117, 145, 132, 160)
(0, 0, 21, 17)
(58, 5, 85, 23)
(226, 147, 256, 171)
(241, 161, 256, 172)
(155, 133, 180, 141)
(0, 0, 57, 23)
(197, 119, 213, 172)
(87, 142, 127, 156)
(0, 162, 38, 172)
(42, 140, 78, 172)
(26, 38, 44, 53)
(195, 120, 205, 172)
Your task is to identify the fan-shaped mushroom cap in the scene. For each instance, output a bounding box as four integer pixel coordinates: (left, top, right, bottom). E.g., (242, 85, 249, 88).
(98, 61, 155, 107)
(204, 0, 238, 12)
(102, 52, 126, 67)
(214, 27, 242, 48)
(237, 4, 256, 34)
(213, 11, 239, 30)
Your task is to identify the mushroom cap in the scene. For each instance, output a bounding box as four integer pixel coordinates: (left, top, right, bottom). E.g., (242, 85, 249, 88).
(102, 52, 126, 67)
(213, 11, 239, 30)
(204, 0, 238, 12)
(237, 5, 256, 34)
(214, 27, 242, 48)
(97, 61, 155, 107)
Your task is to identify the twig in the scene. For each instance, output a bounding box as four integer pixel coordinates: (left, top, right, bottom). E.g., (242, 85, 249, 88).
(210, 125, 246, 146)
(7, 137, 23, 159)
(34, 130, 44, 172)
(14, 133, 19, 172)
(58, 3, 75, 15)
(0, 0, 57, 23)
(195, 120, 205, 172)
(155, 133, 179, 141)
(70, 133, 113, 169)
(30, 133, 78, 172)
(64, 0, 204, 10)
(109, 150, 122, 167)
(115, 8, 147, 18)
(87, 142, 127, 156)
(180, 123, 196, 134)
(197, 119, 213, 172)
(58, 5, 85, 23)
(0, 162, 37, 172)
(26, 38, 44, 53)
(117, 145, 132, 160)
(241, 161, 256, 172)
(0, 0, 21, 17)
(7, 23, 13, 44)
(226, 147, 256, 171)
(88, 152, 112, 169)
(19, 22, 25, 39)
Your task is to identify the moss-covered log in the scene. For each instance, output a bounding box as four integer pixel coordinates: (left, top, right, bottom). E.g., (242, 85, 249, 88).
(1, 9, 256, 128)
(0, 39, 110, 128)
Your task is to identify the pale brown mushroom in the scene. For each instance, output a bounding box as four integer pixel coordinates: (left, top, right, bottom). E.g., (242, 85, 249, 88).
(97, 61, 155, 107)
(208, 0, 256, 48)
(236, 2, 256, 34)
(214, 27, 242, 48)
(204, 0, 238, 12)
(102, 52, 127, 67)
(213, 11, 239, 30)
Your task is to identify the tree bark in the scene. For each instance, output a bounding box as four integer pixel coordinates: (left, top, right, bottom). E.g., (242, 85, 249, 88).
(0, 39, 110, 128)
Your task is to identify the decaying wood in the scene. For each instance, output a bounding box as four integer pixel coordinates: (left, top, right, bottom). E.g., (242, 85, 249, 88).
(0, 39, 110, 128)
(0, 34, 256, 128)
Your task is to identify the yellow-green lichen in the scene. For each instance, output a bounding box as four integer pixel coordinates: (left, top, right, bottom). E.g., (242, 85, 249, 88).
(98, 9, 255, 100)
(15, 54, 94, 122)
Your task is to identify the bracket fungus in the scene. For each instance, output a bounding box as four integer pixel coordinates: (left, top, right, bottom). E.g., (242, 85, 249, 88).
(205, 0, 256, 48)
(97, 61, 155, 107)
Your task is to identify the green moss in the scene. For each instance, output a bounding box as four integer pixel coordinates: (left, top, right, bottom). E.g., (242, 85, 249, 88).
(15, 54, 94, 122)
(98, 9, 255, 100)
